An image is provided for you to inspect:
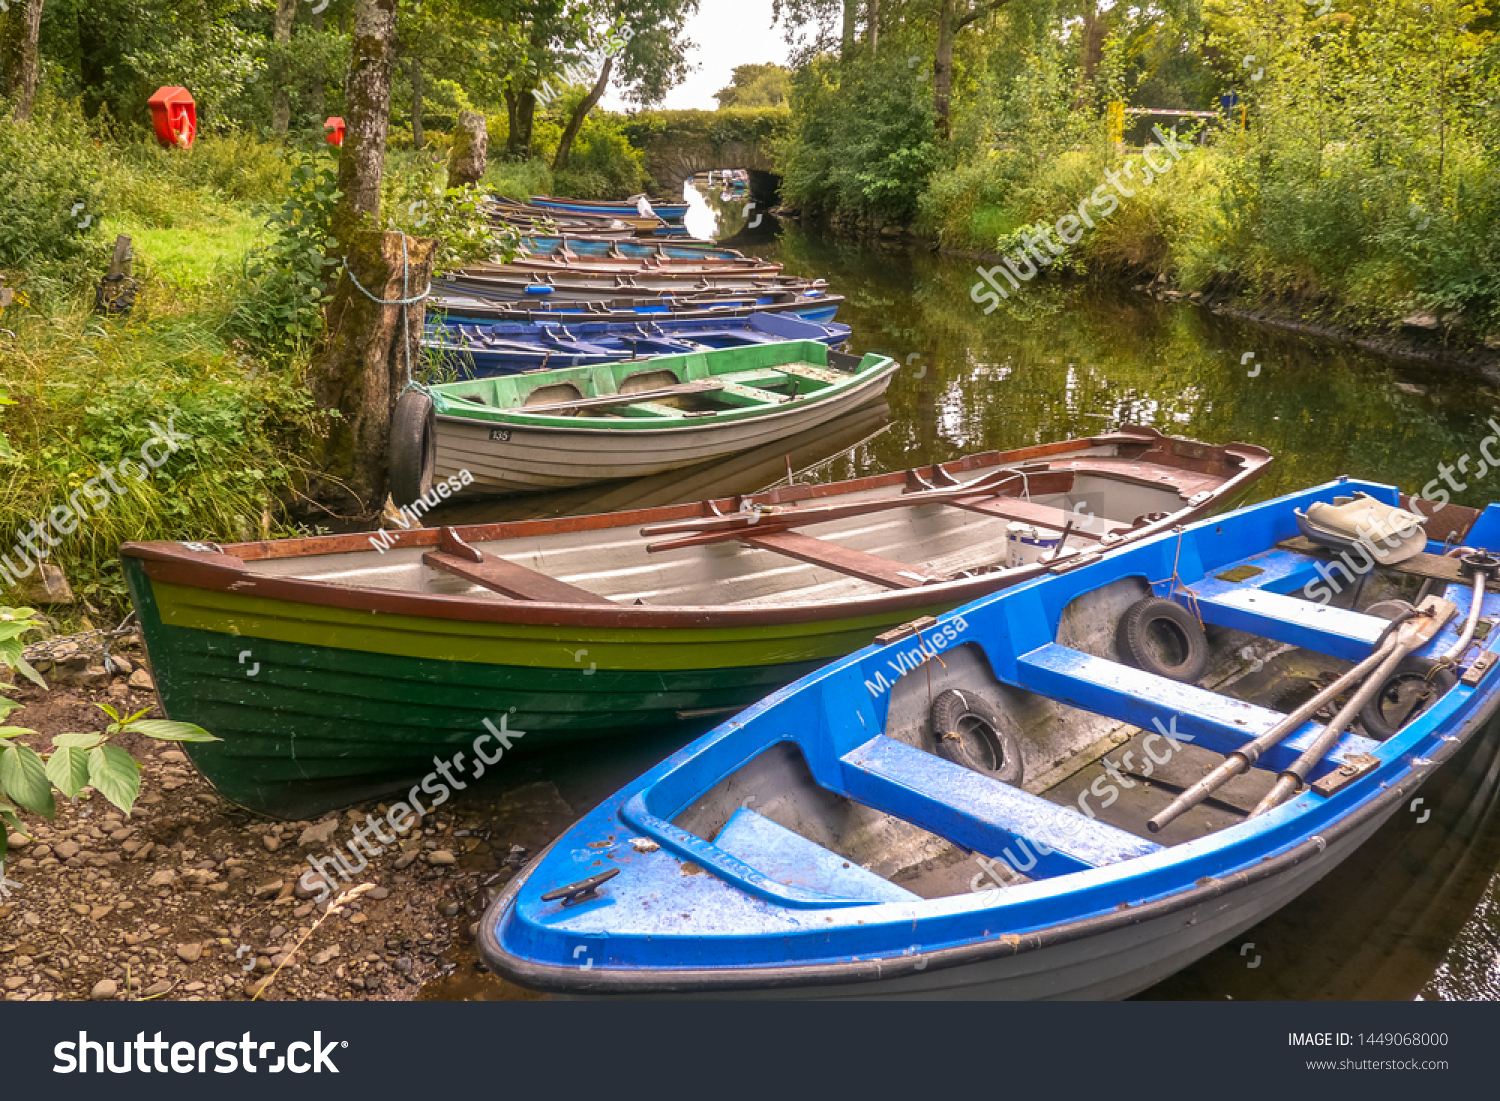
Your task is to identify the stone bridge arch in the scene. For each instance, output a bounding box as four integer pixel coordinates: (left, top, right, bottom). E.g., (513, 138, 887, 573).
(620, 108, 789, 201)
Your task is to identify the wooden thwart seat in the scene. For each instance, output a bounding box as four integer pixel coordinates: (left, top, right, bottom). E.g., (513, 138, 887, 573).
(838, 736, 1162, 878)
(1278, 535, 1500, 591)
(422, 528, 611, 604)
(741, 531, 939, 589)
(946, 494, 1133, 541)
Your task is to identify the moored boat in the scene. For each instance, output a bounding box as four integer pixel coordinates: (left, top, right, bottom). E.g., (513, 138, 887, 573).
(423, 312, 851, 376)
(418, 341, 897, 495)
(120, 427, 1270, 819)
(477, 478, 1498, 999)
(430, 287, 844, 326)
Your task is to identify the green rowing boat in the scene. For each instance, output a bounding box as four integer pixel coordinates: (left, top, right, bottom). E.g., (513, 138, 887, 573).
(122, 427, 1271, 818)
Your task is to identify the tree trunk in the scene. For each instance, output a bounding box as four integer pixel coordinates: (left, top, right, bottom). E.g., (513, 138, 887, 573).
(507, 89, 537, 158)
(840, 0, 857, 63)
(934, 0, 955, 140)
(410, 57, 424, 149)
(270, 0, 297, 134)
(310, 7, 327, 122)
(330, 0, 397, 249)
(1073, 0, 1105, 111)
(867, 0, 879, 56)
(308, 230, 437, 518)
(553, 54, 611, 171)
(2, 0, 45, 123)
(307, 0, 417, 516)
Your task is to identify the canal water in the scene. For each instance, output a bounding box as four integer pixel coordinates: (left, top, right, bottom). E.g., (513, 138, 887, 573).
(421, 202, 1500, 1000)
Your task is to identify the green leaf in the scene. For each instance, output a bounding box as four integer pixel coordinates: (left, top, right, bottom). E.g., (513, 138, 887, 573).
(87, 746, 141, 815)
(45, 746, 92, 799)
(13, 656, 45, 689)
(125, 719, 220, 743)
(0, 745, 54, 818)
(52, 731, 104, 749)
(0, 699, 23, 722)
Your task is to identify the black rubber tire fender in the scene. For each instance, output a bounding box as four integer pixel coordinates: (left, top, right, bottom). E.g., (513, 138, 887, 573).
(389, 389, 436, 508)
(1359, 657, 1458, 740)
(1115, 595, 1210, 683)
(930, 688, 1025, 785)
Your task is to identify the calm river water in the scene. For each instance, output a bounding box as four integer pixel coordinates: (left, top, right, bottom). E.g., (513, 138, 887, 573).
(422, 207, 1500, 1001)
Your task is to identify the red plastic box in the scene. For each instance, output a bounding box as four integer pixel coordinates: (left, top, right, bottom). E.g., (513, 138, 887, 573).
(325, 117, 346, 146)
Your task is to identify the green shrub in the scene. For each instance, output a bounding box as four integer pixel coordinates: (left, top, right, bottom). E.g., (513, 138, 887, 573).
(0, 95, 107, 271)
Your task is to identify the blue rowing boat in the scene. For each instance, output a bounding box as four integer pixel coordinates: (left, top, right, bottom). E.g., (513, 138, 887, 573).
(431, 289, 844, 327)
(424, 312, 852, 376)
(480, 476, 1500, 998)
(522, 236, 747, 262)
(532, 194, 690, 222)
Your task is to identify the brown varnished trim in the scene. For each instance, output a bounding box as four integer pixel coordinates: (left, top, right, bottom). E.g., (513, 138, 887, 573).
(121, 429, 1272, 631)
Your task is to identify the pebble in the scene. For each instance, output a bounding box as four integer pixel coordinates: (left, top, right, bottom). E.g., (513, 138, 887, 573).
(262, 834, 281, 853)
(146, 869, 177, 888)
(90, 979, 117, 1001)
(54, 841, 80, 860)
(176, 942, 203, 963)
(128, 670, 153, 690)
(428, 850, 456, 866)
(143, 980, 172, 997)
(298, 819, 341, 846)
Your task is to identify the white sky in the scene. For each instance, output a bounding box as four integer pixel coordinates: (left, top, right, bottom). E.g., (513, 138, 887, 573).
(601, 0, 794, 112)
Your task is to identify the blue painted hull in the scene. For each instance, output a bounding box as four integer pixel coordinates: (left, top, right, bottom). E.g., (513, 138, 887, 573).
(522, 236, 746, 261)
(481, 478, 1500, 997)
(430, 294, 843, 327)
(532, 196, 690, 222)
(424, 313, 852, 376)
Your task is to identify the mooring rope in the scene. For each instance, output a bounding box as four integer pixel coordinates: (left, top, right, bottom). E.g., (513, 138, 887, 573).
(341, 234, 433, 395)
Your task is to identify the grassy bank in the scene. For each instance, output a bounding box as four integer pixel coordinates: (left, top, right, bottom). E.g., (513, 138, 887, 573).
(0, 100, 627, 623)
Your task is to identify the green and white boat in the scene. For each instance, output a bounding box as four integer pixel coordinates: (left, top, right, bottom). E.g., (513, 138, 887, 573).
(414, 341, 899, 497)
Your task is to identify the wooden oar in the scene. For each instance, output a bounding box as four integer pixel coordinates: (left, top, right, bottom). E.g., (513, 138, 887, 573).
(641, 467, 1032, 542)
(1250, 595, 1457, 816)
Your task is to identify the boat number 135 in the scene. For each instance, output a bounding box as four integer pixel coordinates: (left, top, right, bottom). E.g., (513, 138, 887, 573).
(489, 428, 511, 442)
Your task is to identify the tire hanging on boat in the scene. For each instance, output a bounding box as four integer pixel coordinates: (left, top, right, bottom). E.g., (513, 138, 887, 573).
(389, 389, 436, 508)
(1358, 657, 1458, 740)
(1116, 595, 1210, 682)
(930, 689, 1025, 785)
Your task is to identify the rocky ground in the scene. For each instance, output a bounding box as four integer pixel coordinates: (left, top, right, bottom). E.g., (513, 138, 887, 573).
(1, 632, 569, 1002)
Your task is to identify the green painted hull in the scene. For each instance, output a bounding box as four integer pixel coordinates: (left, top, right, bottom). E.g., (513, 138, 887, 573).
(124, 558, 946, 818)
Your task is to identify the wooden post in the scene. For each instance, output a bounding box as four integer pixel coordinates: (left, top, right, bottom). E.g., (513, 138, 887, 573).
(307, 230, 437, 518)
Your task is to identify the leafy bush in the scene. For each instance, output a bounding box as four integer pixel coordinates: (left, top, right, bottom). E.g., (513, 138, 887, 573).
(0, 95, 107, 271)
(227, 149, 343, 358)
(778, 56, 937, 221)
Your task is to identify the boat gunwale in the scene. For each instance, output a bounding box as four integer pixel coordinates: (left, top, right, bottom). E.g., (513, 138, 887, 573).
(429, 353, 898, 431)
(119, 428, 1272, 630)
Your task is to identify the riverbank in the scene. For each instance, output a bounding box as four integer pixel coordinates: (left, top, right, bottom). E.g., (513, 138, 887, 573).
(0, 631, 559, 1002)
(853, 223, 1500, 376)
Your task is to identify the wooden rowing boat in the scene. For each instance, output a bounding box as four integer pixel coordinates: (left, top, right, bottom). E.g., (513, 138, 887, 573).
(478, 478, 1500, 999)
(424, 312, 851, 376)
(120, 427, 1270, 818)
(430, 287, 844, 326)
(441, 269, 825, 303)
(424, 341, 897, 494)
